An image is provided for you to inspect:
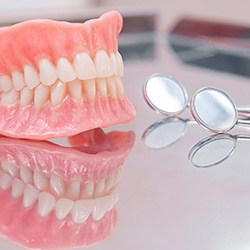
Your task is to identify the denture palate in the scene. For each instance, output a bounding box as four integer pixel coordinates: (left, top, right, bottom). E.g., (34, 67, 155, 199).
(0, 50, 124, 107)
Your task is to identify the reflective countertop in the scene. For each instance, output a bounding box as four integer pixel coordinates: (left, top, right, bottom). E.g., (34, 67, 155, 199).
(1, 16, 250, 250)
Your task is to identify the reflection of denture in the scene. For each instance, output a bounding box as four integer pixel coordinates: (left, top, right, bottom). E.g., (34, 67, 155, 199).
(0, 11, 136, 139)
(0, 128, 135, 249)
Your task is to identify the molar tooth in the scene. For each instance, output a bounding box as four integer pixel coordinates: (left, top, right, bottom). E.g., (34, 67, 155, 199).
(57, 58, 76, 82)
(23, 184, 39, 208)
(34, 170, 49, 191)
(73, 52, 96, 80)
(11, 178, 25, 198)
(20, 165, 33, 184)
(38, 191, 56, 217)
(34, 84, 49, 107)
(95, 50, 111, 77)
(24, 65, 40, 89)
(110, 53, 118, 76)
(12, 71, 25, 91)
(51, 80, 66, 107)
(68, 79, 82, 101)
(0, 75, 13, 92)
(1, 162, 18, 177)
(50, 173, 65, 197)
(80, 181, 94, 199)
(0, 172, 12, 189)
(55, 198, 74, 220)
(39, 59, 57, 86)
(107, 78, 117, 98)
(1, 89, 19, 105)
(71, 199, 94, 224)
(116, 52, 124, 76)
(92, 196, 110, 221)
(96, 78, 107, 97)
(20, 87, 34, 107)
(94, 178, 105, 197)
(66, 179, 80, 200)
(83, 79, 96, 100)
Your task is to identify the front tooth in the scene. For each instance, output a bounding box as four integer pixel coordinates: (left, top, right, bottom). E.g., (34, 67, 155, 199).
(55, 198, 74, 220)
(73, 52, 96, 80)
(116, 52, 124, 76)
(107, 78, 117, 98)
(57, 58, 76, 82)
(116, 77, 124, 96)
(34, 170, 49, 191)
(94, 178, 105, 197)
(0, 172, 12, 189)
(0, 75, 13, 92)
(105, 173, 115, 192)
(34, 84, 49, 107)
(83, 79, 96, 100)
(50, 173, 65, 197)
(92, 196, 110, 221)
(110, 53, 118, 76)
(66, 179, 80, 200)
(51, 80, 66, 106)
(39, 59, 57, 86)
(38, 191, 56, 217)
(96, 78, 107, 97)
(1, 89, 19, 105)
(24, 65, 40, 89)
(20, 165, 33, 184)
(12, 71, 25, 91)
(11, 178, 25, 198)
(20, 87, 34, 107)
(113, 169, 122, 186)
(68, 79, 82, 101)
(23, 184, 39, 208)
(95, 50, 111, 77)
(80, 181, 94, 199)
(1, 162, 18, 177)
(71, 199, 94, 224)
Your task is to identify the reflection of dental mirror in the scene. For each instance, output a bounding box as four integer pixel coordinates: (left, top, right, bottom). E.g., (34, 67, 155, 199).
(142, 117, 188, 149)
(143, 75, 188, 116)
(189, 133, 250, 168)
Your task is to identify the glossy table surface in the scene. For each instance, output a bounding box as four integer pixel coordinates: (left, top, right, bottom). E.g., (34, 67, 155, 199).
(1, 16, 250, 250)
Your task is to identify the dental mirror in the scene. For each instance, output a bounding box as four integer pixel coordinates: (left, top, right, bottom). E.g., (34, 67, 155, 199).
(142, 117, 187, 149)
(143, 75, 188, 116)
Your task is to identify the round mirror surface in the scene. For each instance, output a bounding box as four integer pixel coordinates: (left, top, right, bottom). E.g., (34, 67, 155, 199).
(142, 118, 187, 149)
(189, 134, 236, 168)
(144, 75, 188, 115)
(191, 87, 237, 132)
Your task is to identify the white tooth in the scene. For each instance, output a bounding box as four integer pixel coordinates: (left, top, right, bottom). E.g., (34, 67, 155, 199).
(51, 80, 66, 106)
(94, 178, 105, 197)
(11, 178, 25, 198)
(39, 59, 57, 86)
(107, 78, 117, 98)
(113, 169, 122, 186)
(106, 193, 115, 212)
(73, 52, 96, 80)
(23, 184, 39, 208)
(116, 77, 124, 96)
(1, 162, 18, 177)
(83, 79, 96, 100)
(20, 165, 33, 184)
(1, 89, 19, 105)
(38, 191, 56, 217)
(0, 172, 12, 189)
(50, 173, 65, 197)
(12, 71, 25, 91)
(20, 87, 33, 107)
(110, 53, 118, 76)
(55, 198, 74, 220)
(24, 65, 40, 89)
(116, 52, 124, 76)
(68, 79, 82, 101)
(71, 199, 94, 224)
(0, 75, 13, 92)
(34, 170, 49, 191)
(96, 78, 107, 97)
(66, 179, 80, 200)
(34, 84, 49, 107)
(57, 58, 76, 82)
(105, 174, 114, 192)
(80, 181, 94, 199)
(111, 186, 120, 207)
(92, 196, 110, 221)
(95, 50, 111, 77)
